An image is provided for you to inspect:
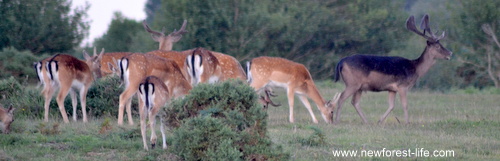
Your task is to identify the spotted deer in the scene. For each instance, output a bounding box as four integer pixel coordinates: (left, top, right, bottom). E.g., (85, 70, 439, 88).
(138, 76, 170, 150)
(246, 56, 340, 124)
(44, 54, 94, 123)
(0, 104, 15, 134)
(333, 14, 452, 124)
(116, 53, 191, 125)
(143, 21, 247, 85)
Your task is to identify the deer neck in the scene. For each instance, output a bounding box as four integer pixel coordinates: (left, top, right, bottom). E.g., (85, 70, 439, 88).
(413, 47, 437, 78)
(306, 81, 327, 109)
(159, 40, 173, 51)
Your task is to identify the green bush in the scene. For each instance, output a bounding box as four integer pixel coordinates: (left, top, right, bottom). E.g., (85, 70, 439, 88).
(0, 77, 45, 119)
(86, 76, 131, 118)
(163, 80, 289, 160)
(0, 47, 49, 84)
(0, 75, 130, 120)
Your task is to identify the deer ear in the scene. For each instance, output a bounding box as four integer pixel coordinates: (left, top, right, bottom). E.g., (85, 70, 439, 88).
(83, 50, 91, 60)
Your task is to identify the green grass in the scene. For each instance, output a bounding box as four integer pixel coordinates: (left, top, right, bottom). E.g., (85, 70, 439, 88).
(1, 84, 499, 160)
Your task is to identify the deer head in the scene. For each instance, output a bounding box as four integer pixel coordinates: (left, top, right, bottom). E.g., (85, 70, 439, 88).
(406, 14, 452, 60)
(1, 104, 15, 134)
(143, 20, 188, 50)
(83, 47, 105, 79)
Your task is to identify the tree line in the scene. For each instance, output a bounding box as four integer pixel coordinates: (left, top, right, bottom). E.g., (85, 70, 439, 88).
(0, 0, 499, 91)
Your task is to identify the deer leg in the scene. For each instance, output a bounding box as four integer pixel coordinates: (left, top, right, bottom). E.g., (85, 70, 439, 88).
(287, 88, 296, 123)
(43, 85, 57, 122)
(160, 117, 167, 149)
(69, 89, 77, 121)
(351, 91, 368, 123)
(56, 86, 71, 123)
(398, 89, 409, 124)
(335, 86, 358, 124)
(80, 86, 89, 123)
(298, 95, 318, 123)
(126, 94, 135, 125)
(139, 99, 148, 150)
(118, 87, 136, 125)
(379, 91, 396, 124)
(149, 107, 159, 149)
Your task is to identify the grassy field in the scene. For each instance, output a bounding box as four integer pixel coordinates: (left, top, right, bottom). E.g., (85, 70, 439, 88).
(1, 83, 499, 160)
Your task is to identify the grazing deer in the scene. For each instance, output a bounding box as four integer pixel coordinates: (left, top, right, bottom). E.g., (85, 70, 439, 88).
(143, 21, 247, 84)
(247, 56, 340, 124)
(45, 54, 94, 123)
(0, 104, 15, 134)
(333, 14, 452, 124)
(116, 53, 191, 125)
(138, 76, 170, 150)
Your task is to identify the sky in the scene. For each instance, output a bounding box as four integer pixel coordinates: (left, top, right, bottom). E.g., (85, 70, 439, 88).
(71, 0, 147, 46)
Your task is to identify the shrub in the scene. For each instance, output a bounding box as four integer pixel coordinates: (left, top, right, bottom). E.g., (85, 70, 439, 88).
(163, 80, 289, 160)
(0, 47, 49, 84)
(86, 76, 131, 118)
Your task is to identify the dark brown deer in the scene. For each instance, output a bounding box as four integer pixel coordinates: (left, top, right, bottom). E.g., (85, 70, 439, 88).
(333, 14, 452, 124)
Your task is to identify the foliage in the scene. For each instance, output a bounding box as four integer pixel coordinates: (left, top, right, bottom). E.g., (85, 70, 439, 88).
(0, 0, 90, 54)
(0, 47, 50, 83)
(150, 0, 408, 79)
(446, 0, 500, 88)
(0, 77, 46, 119)
(86, 76, 132, 118)
(92, 12, 154, 53)
(163, 80, 289, 160)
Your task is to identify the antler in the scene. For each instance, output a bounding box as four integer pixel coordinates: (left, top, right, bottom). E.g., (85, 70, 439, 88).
(168, 20, 188, 37)
(406, 14, 445, 42)
(142, 20, 165, 37)
(259, 89, 281, 109)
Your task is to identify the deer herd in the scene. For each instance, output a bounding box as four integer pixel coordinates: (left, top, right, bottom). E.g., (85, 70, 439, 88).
(1, 14, 452, 150)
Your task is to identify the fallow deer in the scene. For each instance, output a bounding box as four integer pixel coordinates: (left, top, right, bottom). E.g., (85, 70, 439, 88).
(246, 56, 340, 124)
(143, 20, 188, 51)
(333, 14, 452, 124)
(0, 104, 15, 134)
(186, 47, 223, 85)
(34, 58, 63, 122)
(116, 53, 191, 125)
(45, 54, 94, 123)
(138, 76, 170, 150)
(143, 21, 247, 84)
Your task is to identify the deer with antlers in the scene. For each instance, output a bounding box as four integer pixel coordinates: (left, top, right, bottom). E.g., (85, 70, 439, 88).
(333, 14, 452, 124)
(246, 56, 340, 124)
(0, 104, 15, 134)
(42, 53, 95, 123)
(143, 21, 247, 84)
(115, 53, 191, 126)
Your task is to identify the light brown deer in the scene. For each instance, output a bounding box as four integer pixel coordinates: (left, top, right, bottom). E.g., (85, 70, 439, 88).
(143, 21, 247, 84)
(333, 14, 452, 124)
(35, 57, 81, 123)
(143, 20, 188, 51)
(137, 76, 170, 150)
(246, 56, 340, 124)
(45, 54, 94, 123)
(0, 104, 15, 134)
(116, 53, 191, 125)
